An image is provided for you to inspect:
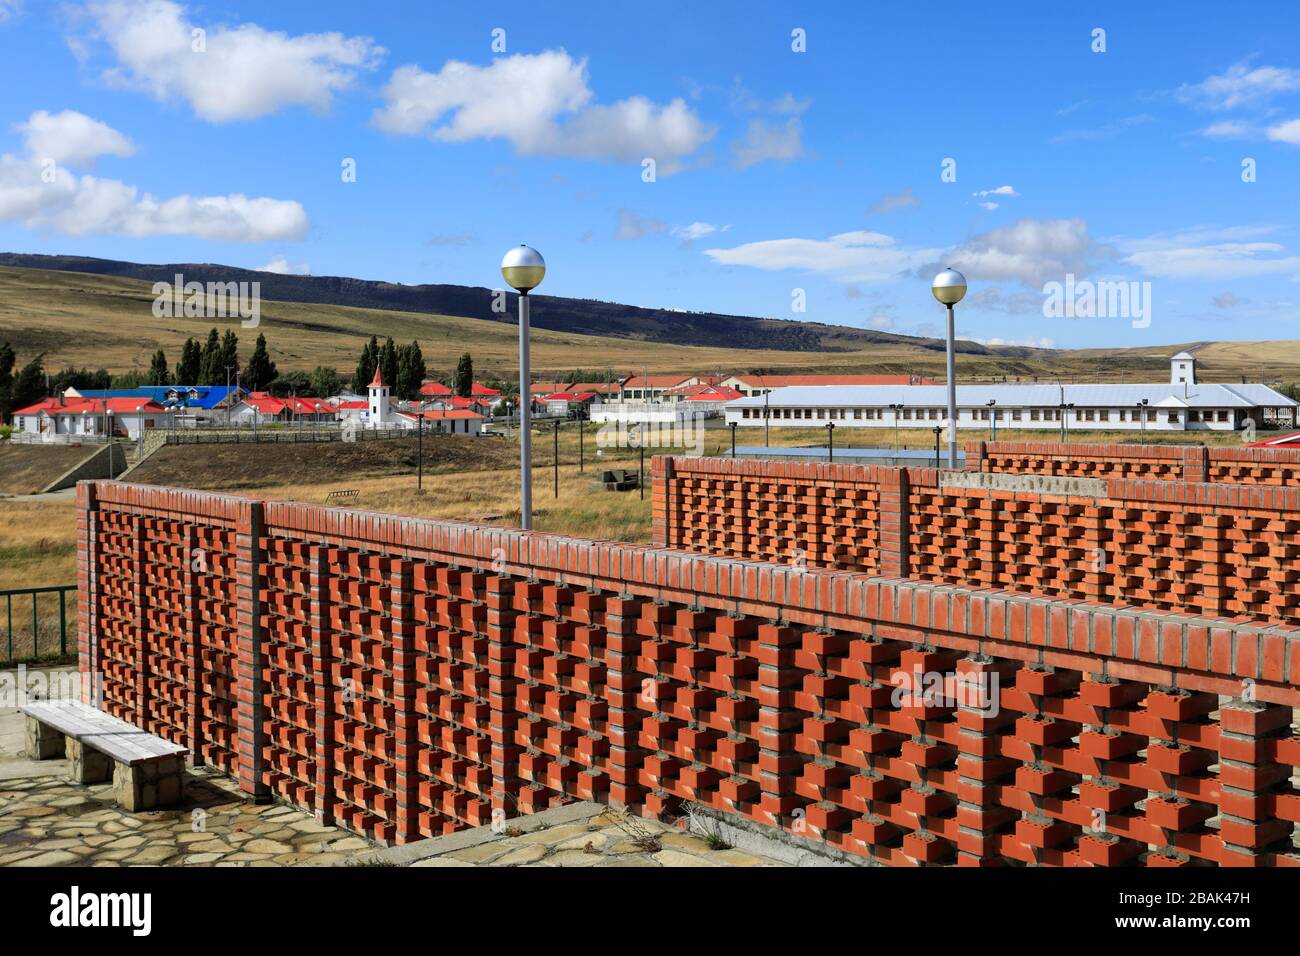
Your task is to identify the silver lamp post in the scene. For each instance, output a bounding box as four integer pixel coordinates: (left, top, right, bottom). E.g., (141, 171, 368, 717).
(931, 267, 967, 467)
(501, 245, 547, 530)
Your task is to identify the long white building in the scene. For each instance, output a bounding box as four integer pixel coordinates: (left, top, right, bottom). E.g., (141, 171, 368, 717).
(723, 353, 1298, 433)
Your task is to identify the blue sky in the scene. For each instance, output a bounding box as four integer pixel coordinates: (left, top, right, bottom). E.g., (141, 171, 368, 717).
(1, 0, 1298, 349)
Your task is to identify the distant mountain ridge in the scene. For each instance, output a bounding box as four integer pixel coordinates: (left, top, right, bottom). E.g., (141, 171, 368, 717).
(0, 252, 1031, 357)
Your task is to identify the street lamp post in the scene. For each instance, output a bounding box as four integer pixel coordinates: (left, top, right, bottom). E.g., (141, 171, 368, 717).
(417, 414, 424, 492)
(501, 245, 547, 530)
(889, 403, 903, 451)
(730, 421, 737, 458)
(987, 399, 998, 441)
(106, 411, 114, 479)
(932, 425, 941, 468)
(1058, 402, 1075, 442)
(931, 267, 967, 468)
(826, 422, 835, 461)
(1137, 399, 1149, 434)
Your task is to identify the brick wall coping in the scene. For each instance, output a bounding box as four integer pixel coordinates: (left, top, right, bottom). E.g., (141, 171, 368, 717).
(660, 453, 1300, 510)
(83, 479, 1300, 705)
(971, 439, 1300, 465)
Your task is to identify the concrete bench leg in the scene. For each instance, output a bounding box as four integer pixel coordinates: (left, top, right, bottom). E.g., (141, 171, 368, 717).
(67, 739, 113, 784)
(113, 756, 185, 812)
(24, 716, 65, 760)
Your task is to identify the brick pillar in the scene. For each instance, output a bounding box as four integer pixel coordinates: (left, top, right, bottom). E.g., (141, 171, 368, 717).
(877, 468, 911, 578)
(485, 573, 520, 822)
(185, 525, 204, 765)
(1218, 698, 1294, 866)
(651, 455, 674, 549)
(390, 558, 419, 843)
(1181, 445, 1209, 484)
(954, 656, 1017, 865)
(309, 545, 335, 826)
(604, 595, 644, 810)
(966, 441, 987, 473)
(131, 514, 147, 729)
(755, 623, 800, 830)
(75, 482, 100, 706)
(234, 500, 269, 800)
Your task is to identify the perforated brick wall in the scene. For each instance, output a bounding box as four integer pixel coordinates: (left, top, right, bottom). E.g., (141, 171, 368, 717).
(655, 456, 1300, 628)
(78, 479, 1300, 865)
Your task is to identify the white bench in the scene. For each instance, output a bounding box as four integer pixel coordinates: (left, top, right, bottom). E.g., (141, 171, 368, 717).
(22, 699, 188, 811)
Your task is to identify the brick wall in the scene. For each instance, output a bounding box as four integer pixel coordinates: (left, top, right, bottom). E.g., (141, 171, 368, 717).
(78, 479, 1300, 865)
(967, 440, 1300, 486)
(655, 455, 1300, 628)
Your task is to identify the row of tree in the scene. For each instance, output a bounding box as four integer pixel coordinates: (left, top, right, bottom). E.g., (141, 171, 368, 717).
(350, 337, 428, 400)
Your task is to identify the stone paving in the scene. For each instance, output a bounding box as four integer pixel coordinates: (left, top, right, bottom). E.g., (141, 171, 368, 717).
(0, 670, 374, 867)
(361, 801, 788, 868)
(1, 670, 794, 868)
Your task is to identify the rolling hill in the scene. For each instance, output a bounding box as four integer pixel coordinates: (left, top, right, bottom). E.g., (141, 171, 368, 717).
(0, 253, 1296, 385)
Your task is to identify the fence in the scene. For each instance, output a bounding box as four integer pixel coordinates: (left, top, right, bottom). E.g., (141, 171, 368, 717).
(76, 478, 1300, 865)
(1, 585, 77, 663)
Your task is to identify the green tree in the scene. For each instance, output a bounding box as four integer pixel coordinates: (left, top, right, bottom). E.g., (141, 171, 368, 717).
(111, 369, 151, 389)
(198, 329, 222, 385)
(454, 352, 474, 397)
(11, 354, 46, 412)
(395, 340, 427, 400)
(219, 330, 240, 387)
(244, 333, 277, 391)
(351, 336, 379, 392)
(380, 337, 398, 390)
(309, 366, 342, 398)
(0, 342, 15, 422)
(269, 370, 312, 398)
(177, 337, 201, 384)
(147, 348, 170, 386)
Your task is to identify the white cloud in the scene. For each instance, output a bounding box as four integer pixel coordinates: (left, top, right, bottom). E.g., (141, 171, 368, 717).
(977, 201, 998, 211)
(614, 208, 666, 240)
(374, 51, 712, 173)
(1116, 225, 1300, 279)
(867, 188, 920, 215)
(1267, 118, 1300, 144)
(17, 109, 134, 166)
(0, 1, 21, 24)
(256, 256, 310, 275)
(704, 230, 940, 282)
(731, 117, 803, 169)
(0, 110, 307, 241)
(865, 313, 894, 331)
(973, 185, 1019, 198)
(946, 218, 1099, 287)
(1200, 119, 1253, 139)
(1213, 292, 1247, 308)
(671, 221, 730, 242)
(82, 0, 383, 122)
(1050, 114, 1154, 143)
(1178, 61, 1300, 110)
(966, 334, 1056, 348)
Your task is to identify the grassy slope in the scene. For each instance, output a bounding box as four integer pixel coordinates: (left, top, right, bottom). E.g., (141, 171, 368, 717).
(0, 443, 97, 494)
(7, 265, 1297, 383)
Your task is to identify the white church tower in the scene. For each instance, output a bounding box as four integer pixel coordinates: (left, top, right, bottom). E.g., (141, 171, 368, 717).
(368, 367, 390, 427)
(1171, 351, 1197, 386)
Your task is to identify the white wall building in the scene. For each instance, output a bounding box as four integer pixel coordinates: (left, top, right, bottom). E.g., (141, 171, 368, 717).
(724, 354, 1298, 433)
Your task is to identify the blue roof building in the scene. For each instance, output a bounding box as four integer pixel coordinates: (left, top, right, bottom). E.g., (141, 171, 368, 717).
(68, 385, 246, 410)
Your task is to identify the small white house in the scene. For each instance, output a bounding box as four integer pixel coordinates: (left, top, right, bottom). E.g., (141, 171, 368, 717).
(11, 396, 168, 440)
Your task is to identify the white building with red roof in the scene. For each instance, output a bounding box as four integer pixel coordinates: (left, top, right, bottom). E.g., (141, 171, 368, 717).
(11, 395, 168, 440)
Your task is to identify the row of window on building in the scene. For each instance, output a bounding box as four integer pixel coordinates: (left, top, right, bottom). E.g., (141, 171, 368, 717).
(737, 406, 1234, 424)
